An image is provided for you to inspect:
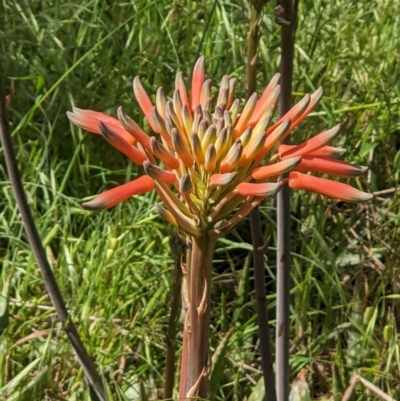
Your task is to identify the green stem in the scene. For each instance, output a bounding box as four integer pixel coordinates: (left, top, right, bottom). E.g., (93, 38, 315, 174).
(178, 232, 216, 399)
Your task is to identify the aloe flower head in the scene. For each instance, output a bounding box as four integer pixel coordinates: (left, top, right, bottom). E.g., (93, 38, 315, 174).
(67, 57, 372, 237)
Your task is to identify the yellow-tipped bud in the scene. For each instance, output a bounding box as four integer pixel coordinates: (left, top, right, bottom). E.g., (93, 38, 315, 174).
(190, 132, 205, 165)
(152, 107, 172, 148)
(233, 92, 258, 139)
(220, 139, 243, 173)
(239, 132, 266, 166)
(215, 128, 228, 160)
(175, 71, 189, 107)
(192, 112, 201, 134)
(205, 144, 217, 172)
(173, 90, 184, 125)
(251, 110, 272, 139)
(203, 98, 212, 114)
(203, 109, 212, 124)
(179, 174, 193, 194)
(229, 99, 240, 125)
(166, 100, 184, 137)
(171, 128, 194, 167)
(156, 87, 167, 119)
(224, 110, 232, 127)
(150, 137, 180, 170)
(181, 104, 193, 135)
(198, 119, 207, 140)
(217, 75, 229, 109)
(239, 127, 252, 147)
(200, 79, 212, 109)
(214, 105, 223, 121)
(215, 117, 224, 134)
(155, 203, 178, 227)
(201, 124, 216, 153)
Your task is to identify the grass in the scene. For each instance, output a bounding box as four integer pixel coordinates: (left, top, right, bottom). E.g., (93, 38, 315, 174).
(1, 0, 400, 399)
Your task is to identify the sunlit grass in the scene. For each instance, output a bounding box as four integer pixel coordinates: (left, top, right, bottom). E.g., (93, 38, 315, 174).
(1, 0, 399, 399)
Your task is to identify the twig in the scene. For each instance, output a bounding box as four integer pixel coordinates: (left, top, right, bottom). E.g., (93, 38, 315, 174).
(276, 1, 298, 400)
(0, 68, 108, 401)
(246, 2, 277, 401)
(342, 374, 395, 401)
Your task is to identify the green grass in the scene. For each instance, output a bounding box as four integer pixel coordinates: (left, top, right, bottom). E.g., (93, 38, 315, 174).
(1, 0, 400, 400)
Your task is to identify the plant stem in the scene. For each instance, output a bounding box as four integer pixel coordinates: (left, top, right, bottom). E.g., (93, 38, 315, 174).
(164, 234, 184, 399)
(246, 3, 277, 401)
(178, 232, 216, 399)
(0, 66, 107, 401)
(276, 1, 296, 400)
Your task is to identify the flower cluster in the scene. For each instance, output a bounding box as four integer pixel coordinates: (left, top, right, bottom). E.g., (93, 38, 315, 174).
(67, 57, 372, 237)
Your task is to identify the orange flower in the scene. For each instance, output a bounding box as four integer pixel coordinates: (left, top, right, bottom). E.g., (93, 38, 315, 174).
(67, 57, 372, 236)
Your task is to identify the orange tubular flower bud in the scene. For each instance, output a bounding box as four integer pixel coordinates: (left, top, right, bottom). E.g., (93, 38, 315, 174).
(133, 76, 158, 132)
(239, 132, 266, 166)
(236, 182, 282, 197)
(252, 73, 280, 117)
(232, 92, 258, 139)
(288, 172, 373, 202)
(278, 144, 347, 159)
(190, 132, 205, 165)
(226, 78, 236, 110)
(143, 161, 177, 184)
(171, 128, 194, 167)
(255, 119, 291, 160)
(220, 140, 243, 173)
(249, 85, 281, 127)
(191, 56, 205, 111)
(117, 107, 151, 151)
(279, 124, 341, 159)
(295, 157, 367, 177)
(307, 146, 346, 158)
(155, 203, 178, 227)
(210, 173, 237, 187)
(205, 144, 217, 173)
(82, 175, 154, 211)
(150, 137, 180, 169)
(152, 107, 173, 149)
(175, 71, 189, 107)
(67, 108, 134, 144)
(98, 122, 147, 165)
(268, 94, 310, 134)
(166, 101, 185, 139)
(252, 157, 302, 181)
(290, 87, 323, 131)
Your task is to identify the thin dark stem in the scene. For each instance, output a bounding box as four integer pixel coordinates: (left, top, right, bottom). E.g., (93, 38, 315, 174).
(246, 3, 277, 401)
(0, 70, 108, 401)
(164, 234, 184, 399)
(276, 1, 297, 400)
